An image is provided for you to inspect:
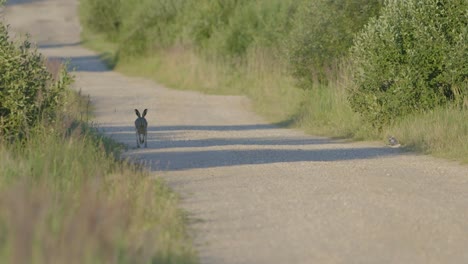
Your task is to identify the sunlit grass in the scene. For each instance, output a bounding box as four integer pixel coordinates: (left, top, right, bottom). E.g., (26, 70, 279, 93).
(386, 107, 468, 163)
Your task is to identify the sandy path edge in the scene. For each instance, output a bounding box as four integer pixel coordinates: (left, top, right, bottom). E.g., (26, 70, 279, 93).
(3, 1, 468, 263)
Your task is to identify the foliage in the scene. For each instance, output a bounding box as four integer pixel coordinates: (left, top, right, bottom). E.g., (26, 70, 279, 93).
(184, 0, 298, 57)
(349, 0, 468, 128)
(79, 0, 121, 40)
(0, 23, 72, 139)
(80, 0, 298, 59)
(287, 0, 383, 87)
(118, 0, 186, 56)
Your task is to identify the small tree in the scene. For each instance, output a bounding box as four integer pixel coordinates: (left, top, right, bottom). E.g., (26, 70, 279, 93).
(349, 0, 467, 128)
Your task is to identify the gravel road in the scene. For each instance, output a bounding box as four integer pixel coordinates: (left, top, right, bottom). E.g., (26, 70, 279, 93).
(3, 1, 468, 263)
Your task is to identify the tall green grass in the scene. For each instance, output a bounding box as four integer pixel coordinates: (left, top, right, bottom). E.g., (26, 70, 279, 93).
(386, 107, 468, 163)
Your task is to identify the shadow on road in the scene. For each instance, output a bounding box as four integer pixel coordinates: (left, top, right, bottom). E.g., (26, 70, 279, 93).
(47, 55, 109, 72)
(98, 125, 403, 171)
(154, 124, 278, 131)
(143, 147, 401, 171)
(39, 42, 82, 49)
(5, 0, 43, 5)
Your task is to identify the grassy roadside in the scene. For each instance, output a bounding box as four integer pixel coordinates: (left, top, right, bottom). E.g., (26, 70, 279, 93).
(1, 92, 198, 263)
(0, 37, 197, 264)
(0, 90, 198, 264)
(82, 30, 468, 164)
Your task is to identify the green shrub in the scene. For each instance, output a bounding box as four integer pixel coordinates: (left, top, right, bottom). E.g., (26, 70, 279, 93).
(287, 0, 382, 87)
(0, 24, 72, 139)
(349, 0, 468, 128)
(186, 0, 297, 57)
(185, 0, 239, 50)
(118, 0, 186, 57)
(79, 0, 121, 40)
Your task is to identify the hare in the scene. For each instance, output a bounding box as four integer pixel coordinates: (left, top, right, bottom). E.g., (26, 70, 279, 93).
(134, 109, 148, 148)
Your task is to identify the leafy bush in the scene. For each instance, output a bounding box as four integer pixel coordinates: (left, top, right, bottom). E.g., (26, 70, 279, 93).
(184, 0, 239, 49)
(118, 0, 186, 57)
(0, 23, 71, 139)
(349, 0, 468, 128)
(287, 0, 382, 87)
(79, 0, 121, 40)
(185, 0, 297, 57)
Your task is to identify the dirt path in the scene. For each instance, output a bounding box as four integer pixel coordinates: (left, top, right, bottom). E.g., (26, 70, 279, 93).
(3, 1, 468, 263)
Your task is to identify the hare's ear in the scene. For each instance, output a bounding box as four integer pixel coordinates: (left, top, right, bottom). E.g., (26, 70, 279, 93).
(135, 109, 141, 117)
(142, 109, 148, 117)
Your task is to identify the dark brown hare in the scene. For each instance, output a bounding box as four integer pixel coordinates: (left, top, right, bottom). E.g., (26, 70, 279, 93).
(134, 109, 148, 148)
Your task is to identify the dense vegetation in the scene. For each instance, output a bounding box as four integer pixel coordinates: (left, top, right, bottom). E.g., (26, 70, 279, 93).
(0, 24, 70, 139)
(80, 0, 467, 162)
(0, 11, 196, 263)
(350, 0, 468, 128)
(80, 0, 383, 76)
(288, 0, 383, 86)
(81, 0, 299, 58)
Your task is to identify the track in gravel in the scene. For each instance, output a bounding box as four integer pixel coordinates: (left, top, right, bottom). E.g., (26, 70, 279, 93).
(4, 1, 468, 263)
